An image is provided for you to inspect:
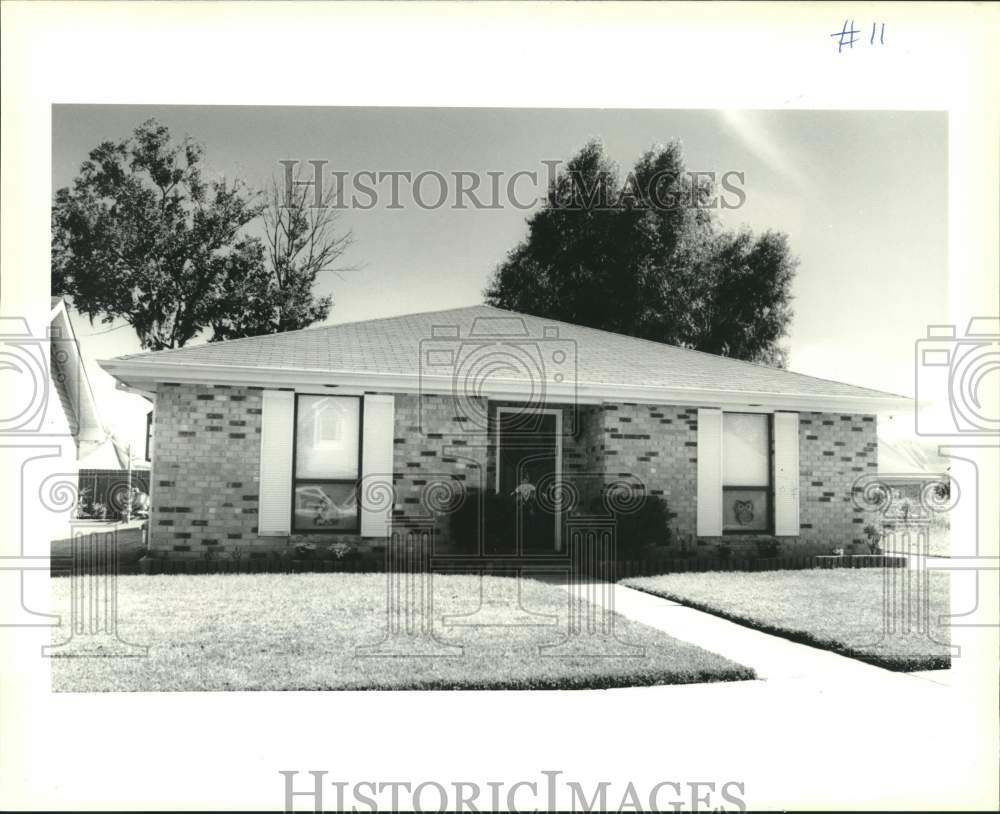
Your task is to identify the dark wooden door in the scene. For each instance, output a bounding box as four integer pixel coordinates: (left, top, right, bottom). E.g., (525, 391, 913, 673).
(498, 411, 558, 552)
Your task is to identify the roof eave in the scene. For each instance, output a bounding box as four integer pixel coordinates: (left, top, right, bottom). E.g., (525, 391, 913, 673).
(100, 358, 913, 414)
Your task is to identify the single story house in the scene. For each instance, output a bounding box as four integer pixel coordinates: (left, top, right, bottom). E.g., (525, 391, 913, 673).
(99, 305, 910, 561)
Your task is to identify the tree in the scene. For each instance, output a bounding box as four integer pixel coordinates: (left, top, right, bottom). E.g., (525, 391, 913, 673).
(484, 140, 797, 366)
(210, 173, 354, 341)
(52, 119, 349, 349)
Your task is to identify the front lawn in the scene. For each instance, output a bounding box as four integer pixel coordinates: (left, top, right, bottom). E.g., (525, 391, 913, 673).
(881, 518, 950, 558)
(50, 573, 754, 691)
(623, 569, 951, 671)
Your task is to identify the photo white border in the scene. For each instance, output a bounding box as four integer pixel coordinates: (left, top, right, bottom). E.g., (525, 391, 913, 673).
(2, 2, 997, 811)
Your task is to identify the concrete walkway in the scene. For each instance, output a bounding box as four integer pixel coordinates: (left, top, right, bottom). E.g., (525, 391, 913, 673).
(589, 583, 952, 689)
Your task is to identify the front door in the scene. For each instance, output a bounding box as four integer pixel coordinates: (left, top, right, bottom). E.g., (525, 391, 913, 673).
(497, 409, 561, 552)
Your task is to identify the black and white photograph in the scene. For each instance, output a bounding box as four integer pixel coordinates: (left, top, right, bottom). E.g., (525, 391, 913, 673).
(2, 2, 998, 812)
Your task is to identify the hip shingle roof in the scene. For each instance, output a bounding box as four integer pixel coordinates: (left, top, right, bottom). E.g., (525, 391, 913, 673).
(105, 305, 905, 403)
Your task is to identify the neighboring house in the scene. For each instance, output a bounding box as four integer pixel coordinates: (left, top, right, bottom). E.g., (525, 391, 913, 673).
(877, 437, 951, 517)
(48, 298, 150, 530)
(48, 297, 105, 465)
(99, 305, 910, 560)
(879, 437, 950, 482)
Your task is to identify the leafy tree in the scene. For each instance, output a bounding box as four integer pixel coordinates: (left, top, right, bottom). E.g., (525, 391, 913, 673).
(484, 140, 796, 366)
(52, 120, 349, 349)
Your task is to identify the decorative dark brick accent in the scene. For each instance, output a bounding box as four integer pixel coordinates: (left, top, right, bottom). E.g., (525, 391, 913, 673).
(796, 412, 878, 552)
(150, 383, 266, 560)
(151, 383, 877, 561)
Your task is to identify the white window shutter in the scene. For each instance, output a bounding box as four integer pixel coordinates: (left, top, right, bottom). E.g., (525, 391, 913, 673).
(360, 394, 395, 538)
(773, 411, 800, 536)
(696, 408, 723, 537)
(258, 390, 295, 536)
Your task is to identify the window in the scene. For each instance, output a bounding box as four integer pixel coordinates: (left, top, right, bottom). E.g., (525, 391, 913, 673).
(722, 413, 771, 533)
(293, 395, 361, 532)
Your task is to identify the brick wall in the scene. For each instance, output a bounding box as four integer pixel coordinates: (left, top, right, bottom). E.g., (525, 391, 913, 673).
(600, 403, 699, 547)
(391, 393, 488, 532)
(798, 411, 879, 550)
(150, 383, 264, 559)
(150, 383, 878, 560)
(562, 404, 605, 511)
(150, 386, 494, 559)
(596, 405, 878, 556)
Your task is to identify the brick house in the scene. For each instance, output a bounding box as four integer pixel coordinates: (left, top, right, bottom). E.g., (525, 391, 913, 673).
(99, 306, 909, 561)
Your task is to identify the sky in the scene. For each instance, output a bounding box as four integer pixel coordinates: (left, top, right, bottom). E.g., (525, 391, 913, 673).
(51, 106, 948, 448)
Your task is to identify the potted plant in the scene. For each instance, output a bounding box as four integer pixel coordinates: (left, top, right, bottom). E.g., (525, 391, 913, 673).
(73, 487, 92, 519)
(863, 523, 884, 555)
(294, 541, 317, 560)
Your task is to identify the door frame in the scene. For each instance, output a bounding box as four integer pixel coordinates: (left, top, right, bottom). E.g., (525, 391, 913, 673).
(494, 406, 563, 551)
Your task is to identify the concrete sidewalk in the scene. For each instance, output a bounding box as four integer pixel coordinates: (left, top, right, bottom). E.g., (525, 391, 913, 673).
(591, 583, 952, 689)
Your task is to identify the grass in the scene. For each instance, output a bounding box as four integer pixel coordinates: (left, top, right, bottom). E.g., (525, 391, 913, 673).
(50, 573, 754, 691)
(880, 518, 950, 558)
(623, 569, 951, 672)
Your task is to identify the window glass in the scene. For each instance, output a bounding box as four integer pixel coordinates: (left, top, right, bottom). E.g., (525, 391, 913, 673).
(723, 487, 769, 532)
(295, 396, 360, 480)
(723, 413, 769, 486)
(722, 413, 771, 533)
(293, 482, 358, 531)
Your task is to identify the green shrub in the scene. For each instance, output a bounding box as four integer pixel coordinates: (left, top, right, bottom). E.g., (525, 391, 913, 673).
(615, 497, 673, 557)
(448, 488, 673, 559)
(755, 539, 781, 559)
(584, 491, 673, 558)
(448, 490, 520, 554)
